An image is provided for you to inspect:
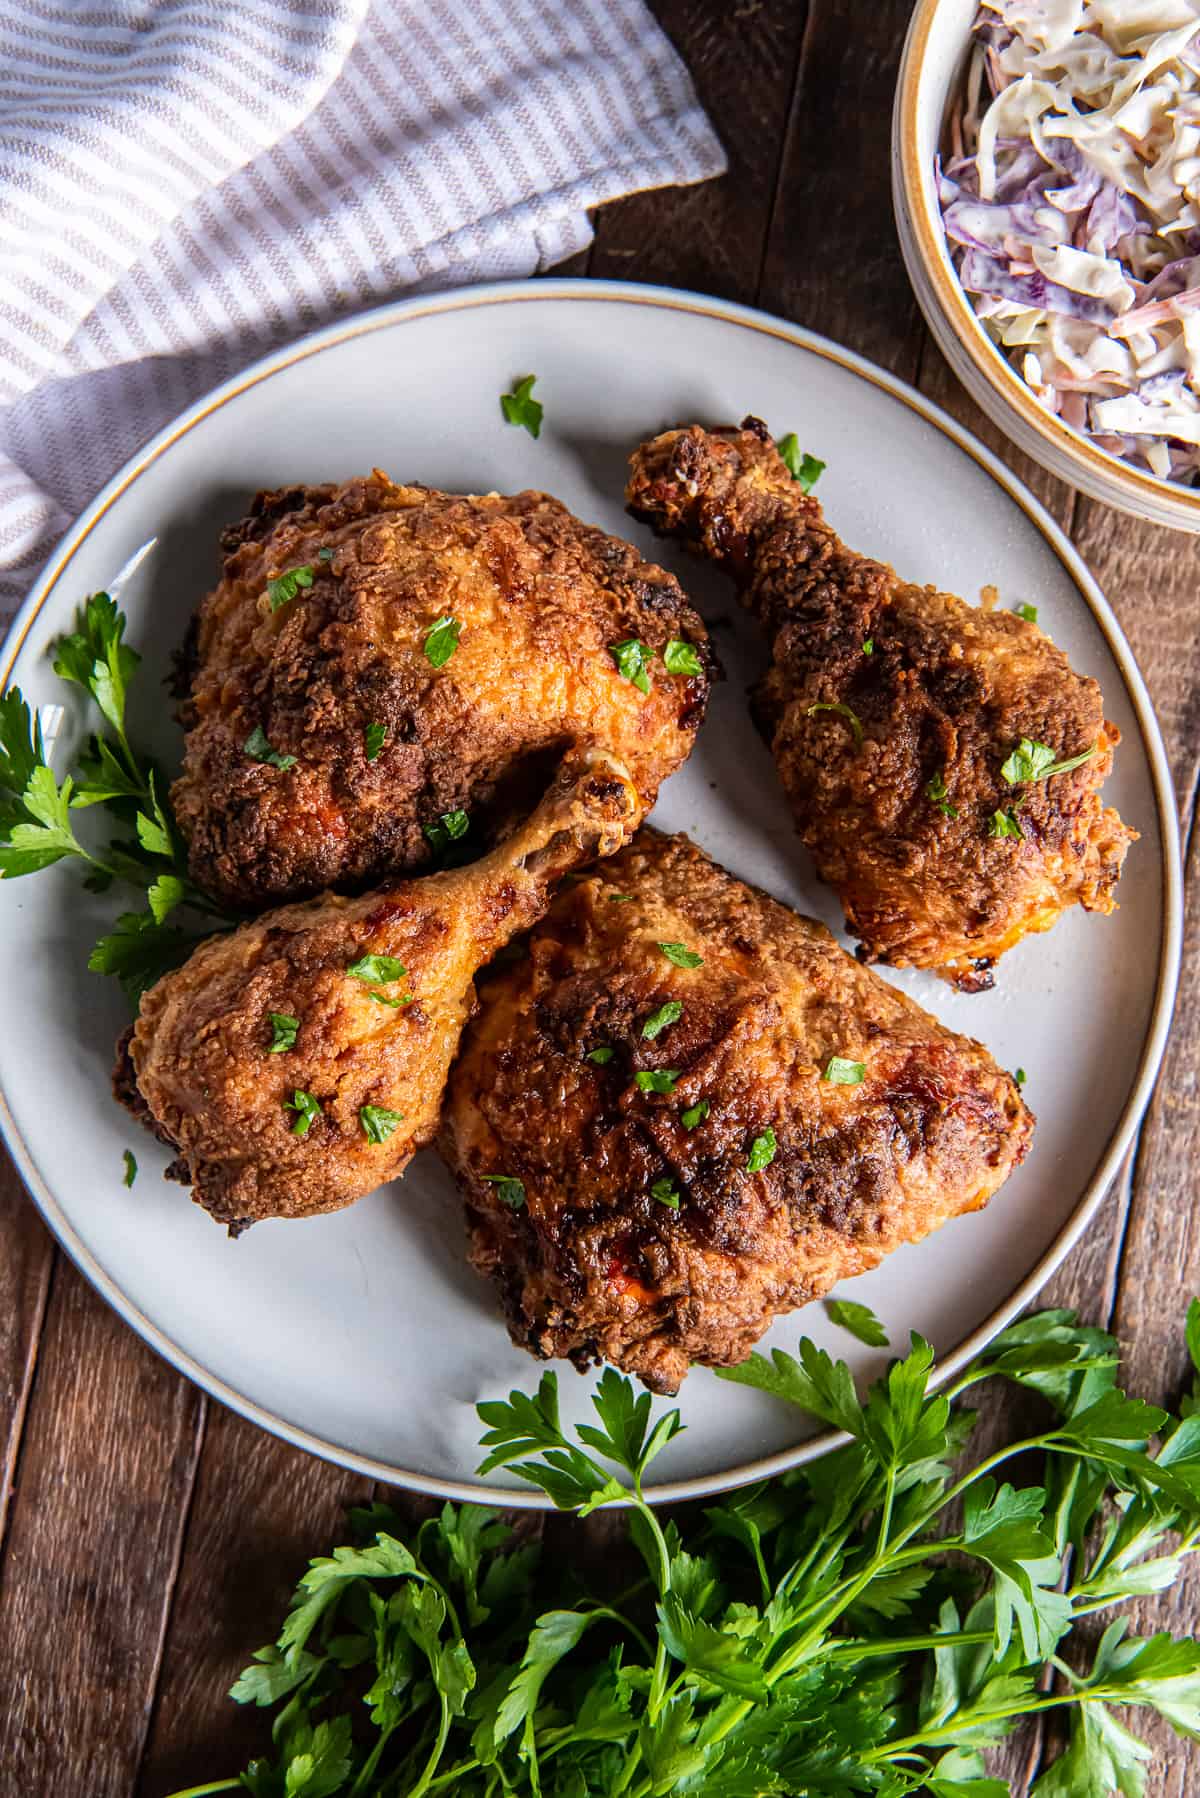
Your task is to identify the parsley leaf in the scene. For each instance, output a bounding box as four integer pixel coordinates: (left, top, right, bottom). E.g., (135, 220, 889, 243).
(657, 941, 703, 969)
(827, 1297, 889, 1347)
(587, 1045, 615, 1065)
(267, 1012, 299, 1054)
(823, 1055, 866, 1085)
(244, 726, 296, 771)
(681, 1098, 709, 1129)
(346, 954, 406, 984)
(360, 1104, 405, 1144)
(746, 1127, 777, 1172)
(1016, 603, 1038, 624)
(1001, 737, 1097, 786)
(266, 565, 314, 611)
(651, 1178, 680, 1209)
(927, 770, 958, 818)
(364, 722, 387, 762)
(662, 639, 703, 677)
(122, 1150, 137, 1188)
(635, 1069, 681, 1094)
(285, 1090, 322, 1137)
(500, 374, 543, 438)
(483, 1175, 526, 1210)
(88, 910, 198, 1004)
(862, 637, 874, 654)
(777, 432, 826, 491)
(1016, 1067, 1027, 1087)
(423, 615, 461, 668)
(641, 1000, 682, 1040)
(807, 700, 864, 746)
(990, 808, 1024, 840)
(609, 639, 653, 695)
(423, 810, 470, 855)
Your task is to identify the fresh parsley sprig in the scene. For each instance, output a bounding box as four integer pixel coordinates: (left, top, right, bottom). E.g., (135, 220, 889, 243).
(168, 1302, 1200, 1798)
(0, 593, 232, 1003)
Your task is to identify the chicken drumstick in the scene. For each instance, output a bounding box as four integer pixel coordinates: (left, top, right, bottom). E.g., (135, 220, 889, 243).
(119, 750, 642, 1232)
(627, 419, 1134, 989)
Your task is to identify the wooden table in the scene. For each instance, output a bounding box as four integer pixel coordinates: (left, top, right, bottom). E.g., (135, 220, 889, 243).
(0, 4, 1196, 1792)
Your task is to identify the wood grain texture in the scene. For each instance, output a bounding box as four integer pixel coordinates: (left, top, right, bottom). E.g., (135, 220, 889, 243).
(0, 1259, 203, 1796)
(0, 0, 1197, 1791)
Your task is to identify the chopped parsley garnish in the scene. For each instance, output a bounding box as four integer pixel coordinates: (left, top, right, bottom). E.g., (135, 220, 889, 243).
(1016, 602, 1038, 623)
(360, 1104, 405, 1144)
(641, 1000, 682, 1041)
(806, 701, 864, 747)
(662, 638, 703, 677)
(267, 1012, 299, 1054)
(369, 990, 412, 1008)
(484, 1175, 527, 1210)
(1016, 1066, 1027, 1087)
(650, 1178, 680, 1210)
(681, 1098, 710, 1130)
(423, 810, 470, 855)
(777, 433, 826, 492)
(122, 1149, 137, 1188)
(609, 639, 652, 695)
(346, 954, 407, 984)
(862, 638, 874, 654)
(635, 1069, 681, 1094)
(364, 722, 387, 762)
(746, 1127, 778, 1172)
(317, 546, 335, 561)
(266, 565, 314, 611)
(926, 771, 957, 819)
(587, 1045, 615, 1065)
(286, 1090, 322, 1137)
(657, 941, 703, 969)
(826, 1297, 889, 1347)
(1001, 737, 1097, 786)
(990, 807, 1024, 840)
(607, 893, 634, 903)
(823, 1055, 866, 1085)
(423, 615, 461, 668)
(500, 374, 543, 439)
(244, 726, 296, 771)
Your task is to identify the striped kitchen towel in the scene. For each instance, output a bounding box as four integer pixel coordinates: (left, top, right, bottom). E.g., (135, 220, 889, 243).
(0, 0, 724, 615)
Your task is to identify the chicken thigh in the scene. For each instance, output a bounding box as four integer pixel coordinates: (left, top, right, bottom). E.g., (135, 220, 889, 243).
(119, 750, 642, 1232)
(173, 472, 713, 909)
(439, 829, 1033, 1393)
(627, 419, 1134, 989)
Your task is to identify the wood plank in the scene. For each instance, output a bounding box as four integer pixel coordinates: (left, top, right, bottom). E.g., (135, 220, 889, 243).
(0, 1156, 54, 1558)
(589, 0, 811, 302)
(758, 0, 926, 377)
(138, 1408, 373, 1797)
(0, 1258, 203, 1796)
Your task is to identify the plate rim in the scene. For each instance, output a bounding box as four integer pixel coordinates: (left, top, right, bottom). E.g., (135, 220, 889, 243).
(0, 276, 1183, 1508)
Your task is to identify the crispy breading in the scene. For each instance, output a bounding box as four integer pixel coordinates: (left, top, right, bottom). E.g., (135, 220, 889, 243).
(438, 830, 1033, 1392)
(626, 420, 1135, 989)
(172, 473, 714, 908)
(120, 753, 642, 1232)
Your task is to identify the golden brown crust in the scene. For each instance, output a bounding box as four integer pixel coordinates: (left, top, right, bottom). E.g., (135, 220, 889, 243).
(173, 472, 715, 909)
(124, 751, 642, 1232)
(437, 829, 1034, 1392)
(626, 421, 1135, 988)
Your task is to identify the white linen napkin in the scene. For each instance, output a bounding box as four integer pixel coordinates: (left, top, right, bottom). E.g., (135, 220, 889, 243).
(0, 0, 724, 615)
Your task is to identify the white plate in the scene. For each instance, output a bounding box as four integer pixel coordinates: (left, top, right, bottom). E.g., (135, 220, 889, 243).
(0, 281, 1182, 1506)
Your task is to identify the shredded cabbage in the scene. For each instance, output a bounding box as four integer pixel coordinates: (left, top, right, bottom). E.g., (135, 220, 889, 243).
(940, 0, 1200, 485)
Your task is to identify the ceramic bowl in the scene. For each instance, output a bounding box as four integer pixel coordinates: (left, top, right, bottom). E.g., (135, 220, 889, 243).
(893, 0, 1200, 532)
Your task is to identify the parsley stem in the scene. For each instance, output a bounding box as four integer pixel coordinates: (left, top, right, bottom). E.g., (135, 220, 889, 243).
(407, 1695, 452, 1798)
(867, 1692, 1084, 1758)
(161, 1783, 242, 1797)
(421, 1761, 481, 1792)
(825, 1627, 993, 1663)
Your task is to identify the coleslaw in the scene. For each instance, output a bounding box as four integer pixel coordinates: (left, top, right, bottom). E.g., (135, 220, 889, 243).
(940, 0, 1200, 485)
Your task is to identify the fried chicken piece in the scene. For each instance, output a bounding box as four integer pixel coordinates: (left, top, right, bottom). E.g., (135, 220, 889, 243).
(438, 829, 1032, 1393)
(172, 472, 713, 909)
(120, 750, 642, 1232)
(626, 419, 1135, 989)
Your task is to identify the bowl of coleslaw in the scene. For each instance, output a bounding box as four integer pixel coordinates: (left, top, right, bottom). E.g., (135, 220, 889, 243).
(894, 0, 1200, 531)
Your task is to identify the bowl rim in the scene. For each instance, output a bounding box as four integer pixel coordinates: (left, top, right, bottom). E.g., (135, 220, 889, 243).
(895, 0, 1200, 520)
